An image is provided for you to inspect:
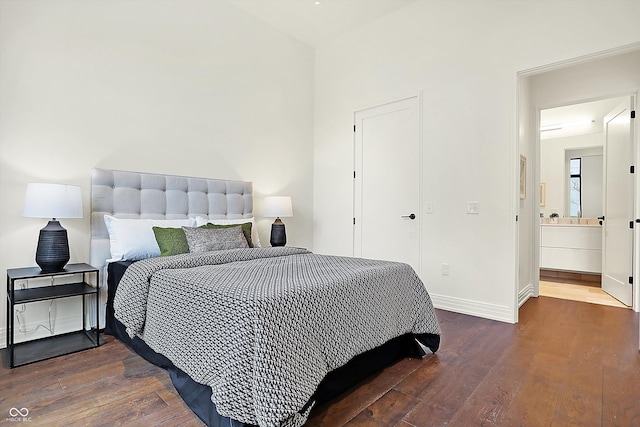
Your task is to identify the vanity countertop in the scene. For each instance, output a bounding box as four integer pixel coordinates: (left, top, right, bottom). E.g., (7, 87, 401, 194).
(540, 218, 601, 227)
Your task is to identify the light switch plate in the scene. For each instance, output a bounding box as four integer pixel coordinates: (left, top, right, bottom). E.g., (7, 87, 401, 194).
(467, 201, 480, 214)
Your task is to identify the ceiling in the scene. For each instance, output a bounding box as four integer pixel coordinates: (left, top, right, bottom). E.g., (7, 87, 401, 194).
(540, 97, 628, 140)
(225, 0, 417, 46)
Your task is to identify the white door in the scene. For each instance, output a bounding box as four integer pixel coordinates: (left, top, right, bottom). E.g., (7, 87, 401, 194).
(353, 96, 421, 273)
(601, 99, 634, 306)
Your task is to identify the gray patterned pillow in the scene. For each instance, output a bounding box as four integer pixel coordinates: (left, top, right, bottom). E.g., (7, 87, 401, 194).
(182, 226, 249, 253)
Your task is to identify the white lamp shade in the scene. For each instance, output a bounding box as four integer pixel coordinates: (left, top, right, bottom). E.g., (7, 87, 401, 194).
(263, 196, 293, 218)
(23, 183, 83, 219)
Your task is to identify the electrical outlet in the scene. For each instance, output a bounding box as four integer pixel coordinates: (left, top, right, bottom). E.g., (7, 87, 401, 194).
(441, 263, 450, 276)
(467, 201, 480, 215)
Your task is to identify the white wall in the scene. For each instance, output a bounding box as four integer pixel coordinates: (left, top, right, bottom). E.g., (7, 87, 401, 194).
(540, 134, 604, 218)
(314, 0, 640, 322)
(0, 0, 315, 344)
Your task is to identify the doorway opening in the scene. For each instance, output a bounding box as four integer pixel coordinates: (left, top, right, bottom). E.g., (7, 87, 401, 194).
(538, 97, 632, 309)
(516, 44, 640, 322)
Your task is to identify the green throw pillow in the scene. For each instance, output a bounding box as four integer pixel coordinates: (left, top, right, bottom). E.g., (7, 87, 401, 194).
(200, 222, 254, 248)
(153, 223, 254, 256)
(152, 226, 190, 256)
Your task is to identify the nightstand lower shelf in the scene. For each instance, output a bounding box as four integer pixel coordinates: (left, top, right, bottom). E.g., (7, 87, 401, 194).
(11, 330, 106, 367)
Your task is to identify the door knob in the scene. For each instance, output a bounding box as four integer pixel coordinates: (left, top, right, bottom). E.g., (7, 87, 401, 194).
(401, 213, 416, 220)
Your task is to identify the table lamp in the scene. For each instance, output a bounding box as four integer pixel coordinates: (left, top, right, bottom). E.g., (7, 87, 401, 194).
(23, 183, 83, 273)
(263, 196, 293, 247)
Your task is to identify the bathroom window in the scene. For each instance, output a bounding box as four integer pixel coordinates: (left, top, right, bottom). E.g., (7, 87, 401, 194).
(569, 158, 582, 217)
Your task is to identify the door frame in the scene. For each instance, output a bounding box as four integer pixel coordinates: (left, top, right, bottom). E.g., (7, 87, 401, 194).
(516, 44, 640, 322)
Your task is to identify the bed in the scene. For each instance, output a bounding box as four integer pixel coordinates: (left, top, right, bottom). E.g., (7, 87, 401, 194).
(90, 168, 440, 427)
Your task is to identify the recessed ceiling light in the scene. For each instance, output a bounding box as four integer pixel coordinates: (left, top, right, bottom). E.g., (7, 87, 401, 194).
(314, 1, 321, 6)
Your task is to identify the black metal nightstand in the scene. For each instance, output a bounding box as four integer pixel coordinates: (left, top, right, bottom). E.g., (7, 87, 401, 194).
(6, 263, 104, 368)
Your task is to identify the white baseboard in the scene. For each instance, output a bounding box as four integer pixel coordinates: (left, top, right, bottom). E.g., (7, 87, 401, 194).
(518, 284, 535, 307)
(430, 293, 514, 323)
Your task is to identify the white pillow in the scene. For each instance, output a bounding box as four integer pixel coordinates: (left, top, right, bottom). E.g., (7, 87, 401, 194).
(195, 216, 261, 247)
(104, 215, 196, 261)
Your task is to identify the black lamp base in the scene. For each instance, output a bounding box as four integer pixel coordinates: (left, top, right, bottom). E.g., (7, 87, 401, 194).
(270, 219, 287, 247)
(35, 220, 70, 273)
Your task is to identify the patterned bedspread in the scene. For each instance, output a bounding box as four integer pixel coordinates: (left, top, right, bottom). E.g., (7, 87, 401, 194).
(114, 247, 440, 427)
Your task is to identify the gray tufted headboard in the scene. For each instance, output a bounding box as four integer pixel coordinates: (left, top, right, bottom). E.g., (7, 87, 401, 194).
(90, 168, 253, 273)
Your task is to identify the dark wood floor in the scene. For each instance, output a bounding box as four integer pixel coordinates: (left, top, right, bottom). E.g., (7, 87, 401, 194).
(1, 296, 638, 426)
